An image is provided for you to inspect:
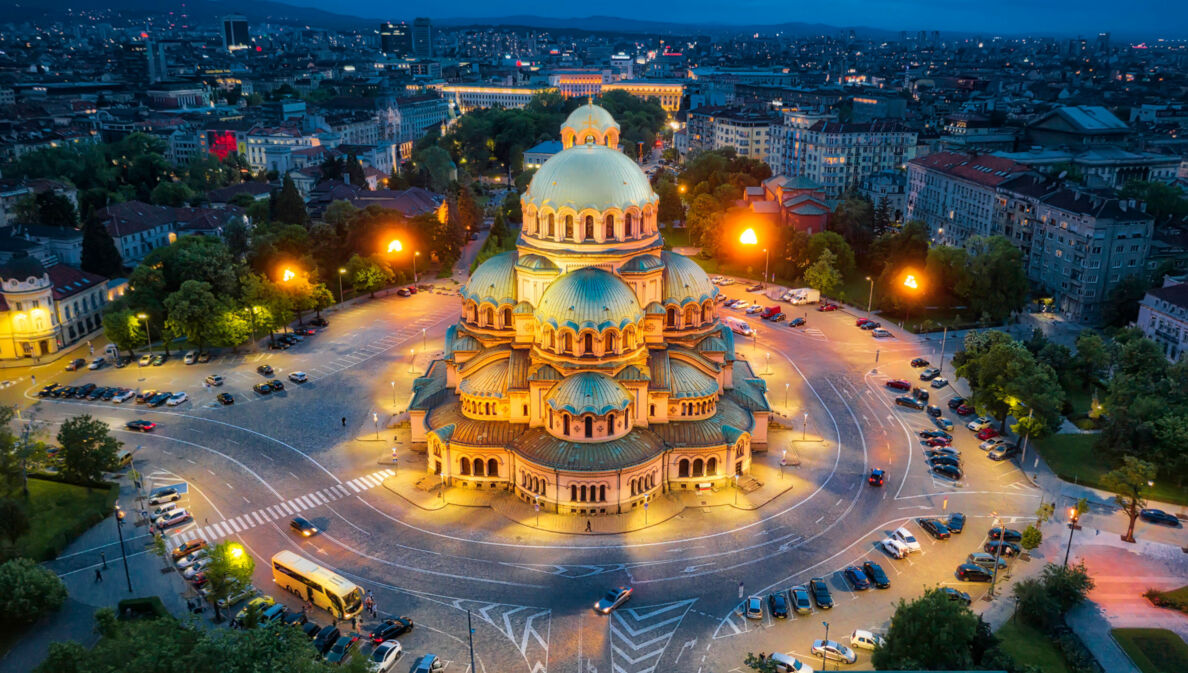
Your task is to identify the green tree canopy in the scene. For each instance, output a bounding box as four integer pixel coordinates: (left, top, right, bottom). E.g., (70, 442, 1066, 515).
(807, 231, 855, 276)
(804, 248, 843, 297)
(872, 589, 983, 670)
(273, 175, 308, 227)
(80, 218, 124, 278)
(956, 236, 1028, 323)
(56, 415, 120, 484)
(1101, 456, 1157, 542)
(0, 558, 66, 626)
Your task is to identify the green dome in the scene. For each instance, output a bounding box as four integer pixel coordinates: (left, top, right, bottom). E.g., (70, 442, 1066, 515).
(515, 253, 558, 272)
(525, 144, 656, 213)
(618, 254, 665, 274)
(462, 250, 518, 306)
(535, 267, 643, 331)
(563, 103, 620, 136)
(545, 372, 632, 416)
(661, 250, 717, 306)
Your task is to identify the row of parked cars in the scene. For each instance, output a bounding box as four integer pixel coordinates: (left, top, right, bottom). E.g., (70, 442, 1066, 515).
(38, 382, 189, 408)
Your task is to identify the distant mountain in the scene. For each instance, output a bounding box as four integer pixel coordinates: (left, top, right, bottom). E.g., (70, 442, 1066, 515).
(430, 14, 889, 38)
(0, 0, 370, 31)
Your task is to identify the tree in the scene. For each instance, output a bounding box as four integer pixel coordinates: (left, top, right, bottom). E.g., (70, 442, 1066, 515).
(101, 307, 144, 358)
(310, 284, 334, 318)
(164, 280, 222, 352)
(953, 332, 1065, 435)
(0, 558, 67, 625)
(0, 499, 29, 550)
(345, 154, 367, 189)
(345, 255, 392, 298)
(273, 175, 308, 227)
(241, 274, 290, 345)
(1013, 562, 1094, 632)
(829, 196, 876, 262)
(1120, 180, 1188, 223)
(415, 146, 456, 193)
(56, 415, 120, 484)
(1020, 524, 1042, 550)
(1101, 273, 1150, 327)
(323, 200, 359, 233)
(804, 249, 843, 297)
(872, 588, 981, 670)
(80, 218, 123, 278)
(204, 542, 255, 622)
(15, 191, 79, 228)
(1100, 455, 1157, 542)
(956, 236, 1028, 323)
(1073, 331, 1110, 390)
(205, 307, 252, 349)
(149, 181, 195, 207)
(872, 196, 892, 234)
(806, 231, 855, 276)
(924, 245, 969, 309)
(655, 179, 684, 223)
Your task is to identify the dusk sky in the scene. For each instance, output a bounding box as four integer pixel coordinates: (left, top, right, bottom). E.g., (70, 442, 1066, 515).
(274, 0, 1183, 38)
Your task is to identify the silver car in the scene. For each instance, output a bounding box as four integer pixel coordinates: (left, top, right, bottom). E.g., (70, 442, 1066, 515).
(811, 640, 857, 664)
(594, 586, 632, 614)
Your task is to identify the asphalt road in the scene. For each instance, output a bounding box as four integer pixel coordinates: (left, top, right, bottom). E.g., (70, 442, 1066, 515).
(15, 277, 1055, 673)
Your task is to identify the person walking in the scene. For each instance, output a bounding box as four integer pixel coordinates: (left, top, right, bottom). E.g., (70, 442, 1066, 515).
(585, 519, 592, 533)
(341, 416, 347, 427)
(101, 551, 107, 569)
(94, 568, 102, 583)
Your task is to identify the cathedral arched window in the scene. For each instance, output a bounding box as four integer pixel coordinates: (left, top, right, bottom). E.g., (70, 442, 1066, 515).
(693, 458, 704, 478)
(599, 485, 606, 502)
(562, 414, 570, 436)
(583, 332, 593, 354)
(707, 457, 718, 476)
(564, 216, 573, 239)
(460, 457, 471, 475)
(584, 416, 593, 438)
(483, 306, 494, 326)
(571, 485, 577, 501)
(547, 214, 555, 237)
(625, 213, 634, 238)
(608, 412, 615, 431)
(501, 307, 511, 328)
(678, 459, 690, 478)
(605, 215, 615, 240)
(474, 459, 485, 477)
(665, 307, 676, 328)
(487, 458, 498, 477)
(584, 216, 594, 240)
(561, 332, 572, 353)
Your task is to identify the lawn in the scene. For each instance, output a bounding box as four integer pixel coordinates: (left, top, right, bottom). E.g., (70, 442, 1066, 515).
(1146, 585, 1188, 614)
(996, 618, 1070, 673)
(1112, 628, 1188, 673)
(1035, 434, 1188, 506)
(6, 477, 118, 562)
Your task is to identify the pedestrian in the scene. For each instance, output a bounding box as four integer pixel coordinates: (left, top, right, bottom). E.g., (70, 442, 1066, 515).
(94, 568, 102, 583)
(372, 602, 379, 618)
(341, 416, 347, 427)
(585, 519, 592, 532)
(101, 551, 107, 569)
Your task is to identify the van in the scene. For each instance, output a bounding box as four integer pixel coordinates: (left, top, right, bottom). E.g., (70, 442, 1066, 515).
(117, 450, 134, 468)
(770, 652, 813, 672)
(850, 629, 885, 651)
(723, 317, 754, 337)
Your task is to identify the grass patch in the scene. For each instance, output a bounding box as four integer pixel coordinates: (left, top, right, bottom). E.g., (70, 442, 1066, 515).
(660, 225, 692, 249)
(1112, 628, 1188, 673)
(6, 477, 118, 562)
(1036, 434, 1188, 506)
(996, 618, 1070, 673)
(1145, 585, 1188, 614)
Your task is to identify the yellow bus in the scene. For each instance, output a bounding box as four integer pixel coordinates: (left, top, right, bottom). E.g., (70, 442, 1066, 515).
(270, 551, 363, 619)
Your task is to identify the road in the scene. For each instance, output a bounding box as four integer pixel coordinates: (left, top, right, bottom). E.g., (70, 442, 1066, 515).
(16, 274, 1066, 673)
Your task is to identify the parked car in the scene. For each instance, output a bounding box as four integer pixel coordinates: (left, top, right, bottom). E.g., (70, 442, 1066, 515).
(236, 596, 276, 625)
(881, 538, 909, 559)
(156, 509, 191, 529)
(253, 382, 273, 395)
(919, 368, 940, 381)
(1140, 509, 1182, 527)
(808, 577, 833, 609)
(911, 387, 930, 401)
(941, 587, 972, 605)
(919, 430, 953, 441)
(151, 354, 166, 366)
(987, 444, 1020, 461)
(976, 427, 1001, 441)
(408, 655, 444, 673)
(310, 317, 329, 327)
(183, 350, 198, 365)
(166, 391, 188, 406)
(138, 354, 153, 367)
(855, 318, 872, 327)
(594, 586, 632, 614)
(892, 526, 922, 552)
(789, 317, 806, 328)
(65, 358, 86, 371)
(885, 379, 911, 391)
(126, 420, 156, 432)
(313, 625, 340, 655)
(955, 404, 975, 415)
(197, 352, 211, 363)
(917, 518, 951, 540)
(957, 563, 994, 582)
(871, 328, 892, 338)
(217, 393, 235, 405)
(862, 561, 890, 589)
(926, 405, 942, 418)
(268, 379, 285, 391)
(930, 377, 949, 389)
(980, 438, 1006, 451)
(87, 358, 106, 370)
(988, 527, 1023, 542)
(368, 617, 413, 643)
(931, 463, 963, 481)
(928, 455, 961, 469)
(842, 566, 871, 591)
(324, 635, 358, 665)
(910, 358, 930, 367)
(790, 585, 813, 614)
(368, 640, 404, 672)
(966, 417, 992, 431)
(850, 629, 886, 651)
(947, 512, 966, 534)
(810, 640, 857, 665)
(818, 302, 839, 311)
(148, 488, 181, 505)
(932, 416, 954, 431)
(205, 374, 225, 386)
(744, 595, 764, 619)
(288, 371, 308, 384)
(172, 539, 207, 560)
(256, 364, 274, 376)
(895, 396, 925, 410)
(983, 541, 1022, 557)
(859, 321, 881, 330)
(767, 591, 789, 618)
(967, 552, 1009, 571)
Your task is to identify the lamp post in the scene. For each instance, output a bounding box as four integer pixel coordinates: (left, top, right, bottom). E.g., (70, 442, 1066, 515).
(337, 268, 346, 302)
(989, 512, 1004, 597)
(784, 382, 790, 413)
(136, 313, 152, 357)
(780, 449, 787, 479)
(1063, 507, 1080, 567)
(762, 247, 769, 286)
(802, 412, 808, 441)
(821, 621, 830, 671)
(114, 504, 133, 593)
(422, 328, 427, 353)
(865, 276, 874, 313)
(764, 351, 771, 375)
(408, 348, 416, 374)
(733, 474, 739, 506)
(390, 381, 396, 409)
(412, 251, 420, 285)
(373, 412, 379, 440)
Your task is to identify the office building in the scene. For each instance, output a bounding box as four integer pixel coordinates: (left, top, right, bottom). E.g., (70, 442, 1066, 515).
(380, 22, 411, 56)
(775, 120, 916, 198)
(412, 18, 432, 59)
(222, 14, 249, 51)
(1138, 277, 1188, 361)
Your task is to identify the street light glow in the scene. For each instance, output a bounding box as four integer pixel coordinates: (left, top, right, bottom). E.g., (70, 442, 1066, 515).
(282, 268, 296, 282)
(903, 274, 919, 290)
(739, 228, 758, 245)
(388, 239, 403, 253)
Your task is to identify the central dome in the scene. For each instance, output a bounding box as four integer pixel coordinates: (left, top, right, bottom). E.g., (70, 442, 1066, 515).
(544, 372, 632, 416)
(525, 144, 656, 213)
(535, 267, 643, 331)
(564, 103, 620, 136)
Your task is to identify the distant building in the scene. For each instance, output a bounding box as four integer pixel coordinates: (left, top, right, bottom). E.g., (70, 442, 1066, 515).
(222, 14, 249, 51)
(601, 80, 684, 114)
(940, 113, 1018, 152)
(548, 70, 606, 99)
(524, 141, 563, 170)
(992, 146, 1179, 191)
(0, 252, 108, 360)
(859, 171, 907, 222)
(1026, 106, 1132, 150)
(391, 94, 449, 159)
(412, 17, 433, 59)
(441, 85, 556, 113)
(742, 175, 833, 235)
(777, 120, 917, 198)
(850, 94, 907, 122)
(1138, 277, 1188, 360)
(906, 151, 1031, 245)
(685, 105, 780, 163)
(380, 22, 411, 56)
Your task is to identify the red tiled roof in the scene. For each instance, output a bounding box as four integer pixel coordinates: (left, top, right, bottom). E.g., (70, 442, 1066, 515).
(909, 151, 1030, 187)
(47, 264, 106, 300)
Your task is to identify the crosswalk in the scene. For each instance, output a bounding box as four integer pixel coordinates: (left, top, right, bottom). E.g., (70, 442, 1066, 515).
(172, 469, 394, 544)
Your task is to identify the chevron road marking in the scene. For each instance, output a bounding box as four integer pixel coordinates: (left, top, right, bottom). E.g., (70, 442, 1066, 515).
(610, 598, 697, 673)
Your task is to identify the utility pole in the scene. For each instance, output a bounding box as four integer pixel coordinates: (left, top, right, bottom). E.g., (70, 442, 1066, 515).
(988, 513, 1004, 597)
(1063, 507, 1080, 567)
(938, 327, 948, 374)
(467, 609, 477, 673)
(821, 621, 830, 671)
(115, 504, 133, 593)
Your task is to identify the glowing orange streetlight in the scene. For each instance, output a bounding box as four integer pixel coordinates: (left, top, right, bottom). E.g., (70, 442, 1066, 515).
(903, 274, 918, 290)
(387, 239, 403, 254)
(739, 228, 768, 286)
(900, 269, 923, 327)
(678, 184, 687, 194)
(282, 268, 296, 282)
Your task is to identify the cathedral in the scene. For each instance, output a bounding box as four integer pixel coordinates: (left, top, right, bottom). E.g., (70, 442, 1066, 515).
(408, 104, 771, 515)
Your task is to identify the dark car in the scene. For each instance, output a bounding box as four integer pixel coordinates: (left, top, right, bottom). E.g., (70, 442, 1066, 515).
(253, 382, 273, 395)
(911, 387, 930, 402)
(910, 358, 930, 367)
(868, 468, 885, 487)
(126, 420, 156, 432)
(290, 516, 319, 537)
(947, 512, 966, 534)
(942, 587, 972, 605)
(65, 358, 86, 371)
(217, 392, 234, 405)
(37, 384, 59, 397)
(268, 379, 285, 392)
(895, 396, 925, 410)
(283, 611, 308, 627)
(842, 566, 871, 591)
(917, 518, 951, 540)
(885, 379, 911, 391)
(956, 563, 994, 582)
(919, 430, 953, 441)
(948, 397, 967, 410)
(197, 352, 211, 363)
(926, 405, 942, 418)
(987, 443, 1020, 461)
(988, 527, 1023, 542)
(956, 404, 975, 416)
(927, 454, 961, 469)
(860, 321, 881, 330)
(919, 368, 940, 381)
(862, 561, 890, 589)
(1139, 509, 1182, 527)
(324, 635, 358, 665)
(310, 317, 329, 327)
(101, 387, 117, 401)
(967, 552, 1009, 571)
(148, 392, 171, 407)
(790, 585, 812, 614)
(256, 364, 274, 376)
(296, 327, 317, 336)
(984, 541, 1022, 557)
(368, 617, 413, 644)
(808, 577, 833, 609)
(301, 621, 321, 640)
(768, 591, 789, 618)
(151, 354, 167, 366)
(789, 317, 806, 328)
(313, 626, 340, 655)
(931, 464, 963, 481)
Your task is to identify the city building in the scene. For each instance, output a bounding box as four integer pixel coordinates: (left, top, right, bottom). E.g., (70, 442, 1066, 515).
(684, 105, 780, 163)
(601, 80, 684, 114)
(523, 141, 563, 170)
(222, 14, 249, 51)
(905, 151, 1031, 245)
(409, 104, 770, 514)
(776, 120, 917, 198)
(441, 85, 556, 113)
(390, 94, 449, 159)
(1138, 276, 1188, 361)
(992, 146, 1180, 190)
(859, 171, 907, 223)
(548, 70, 606, 99)
(380, 22, 411, 56)
(412, 18, 433, 59)
(739, 175, 833, 235)
(0, 252, 108, 360)
(1026, 106, 1133, 149)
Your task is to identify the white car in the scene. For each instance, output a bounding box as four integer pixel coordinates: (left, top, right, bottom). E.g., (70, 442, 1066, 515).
(112, 389, 136, 403)
(744, 595, 763, 619)
(175, 550, 208, 569)
(810, 640, 857, 664)
(183, 350, 197, 365)
(368, 640, 404, 672)
(156, 509, 191, 529)
(151, 502, 179, 520)
(979, 438, 1006, 451)
(181, 556, 210, 579)
(87, 358, 106, 370)
(770, 653, 814, 673)
(216, 583, 257, 608)
(288, 371, 308, 384)
(166, 392, 188, 406)
(148, 489, 181, 506)
(930, 377, 949, 389)
(892, 526, 922, 553)
(205, 374, 224, 387)
(732, 302, 750, 311)
(746, 305, 764, 315)
(872, 328, 893, 338)
(966, 417, 992, 431)
(881, 538, 909, 559)
(850, 629, 886, 651)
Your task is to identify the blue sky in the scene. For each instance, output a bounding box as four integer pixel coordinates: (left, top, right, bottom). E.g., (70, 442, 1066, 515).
(277, 0, 1183, 38)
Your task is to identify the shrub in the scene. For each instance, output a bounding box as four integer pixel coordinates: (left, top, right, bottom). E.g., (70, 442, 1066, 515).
(0, 557, 67, 625)
(1020, 524, 1043, 550)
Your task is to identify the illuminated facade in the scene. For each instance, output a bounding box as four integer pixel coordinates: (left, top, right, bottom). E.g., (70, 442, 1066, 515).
(601, 80, 684, 114)
(409, 105, 770, 515)
(0, 253, 108, 360)
(441, 85, 557, 113)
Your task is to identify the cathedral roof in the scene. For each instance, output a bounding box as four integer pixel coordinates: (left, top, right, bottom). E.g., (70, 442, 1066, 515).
(563, 103, 620, 137)
(462, 250, 518, 306)
(515, 253, 559, 272)
(512, 427, 664, 472)
(524, 144, 656, 213)
(535, 267, 643, 332)
(669, 360, 719, 399)
(661, 251, 718, 306)
(618, 254, 665, 274)
(544, 372, 632, 416)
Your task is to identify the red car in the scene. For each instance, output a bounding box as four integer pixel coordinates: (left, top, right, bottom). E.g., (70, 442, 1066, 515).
(955, 404, 974, 416)
(817, 303, 839, 312)
(923, 437, 951, 447)
(856, 317, 872, 326)
(761, 306, 781, 319)
(976, 427, 1000, 441)
(885, 379, 911, 391)
(868, 468, 886, 486)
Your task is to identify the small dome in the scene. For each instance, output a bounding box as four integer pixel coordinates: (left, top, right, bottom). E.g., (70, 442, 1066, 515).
(545, 372, 632, 416)
(563, 103, 620, 137)
(462, 250, 518, 305)
(515, 253, 559, 272)
(661, 251, 717, 306)
(0, 252, 47, 282)
(535, 267, 643, 331)
(618, 254, 665, 274)
(525, 144, 656, 213)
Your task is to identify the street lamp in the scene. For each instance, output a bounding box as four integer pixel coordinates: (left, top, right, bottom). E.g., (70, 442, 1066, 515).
(900, 270, 923, 328)
(412, 251, 421, 285)
(865, 276, 874, 313)
(136, 313, 152, 357)
(408, 348, 416, 374)
(780, 449, 787, 479)
(282, 267, 296, 283)
(821, 621, 830, 671)
(390, 380, 396, 408)
(114, 504, 133, 593)
(1063, 506, 1081, 567)
(373, 412, 379, 440)
(738, 228, 769, 287)
(784, 382, 790, 413)
(422, 328, 427, 353)
(802, 412, 808, 441)
(338, 267, 347, 302)
(387, 239, 403, 254)
(989, 512, 1004, 597)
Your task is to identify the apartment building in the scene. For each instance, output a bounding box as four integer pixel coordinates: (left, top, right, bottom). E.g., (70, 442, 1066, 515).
(905, 152, 1030, 245)
(1137, 277, 1188, 361)
(773, 119, 916, 198)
